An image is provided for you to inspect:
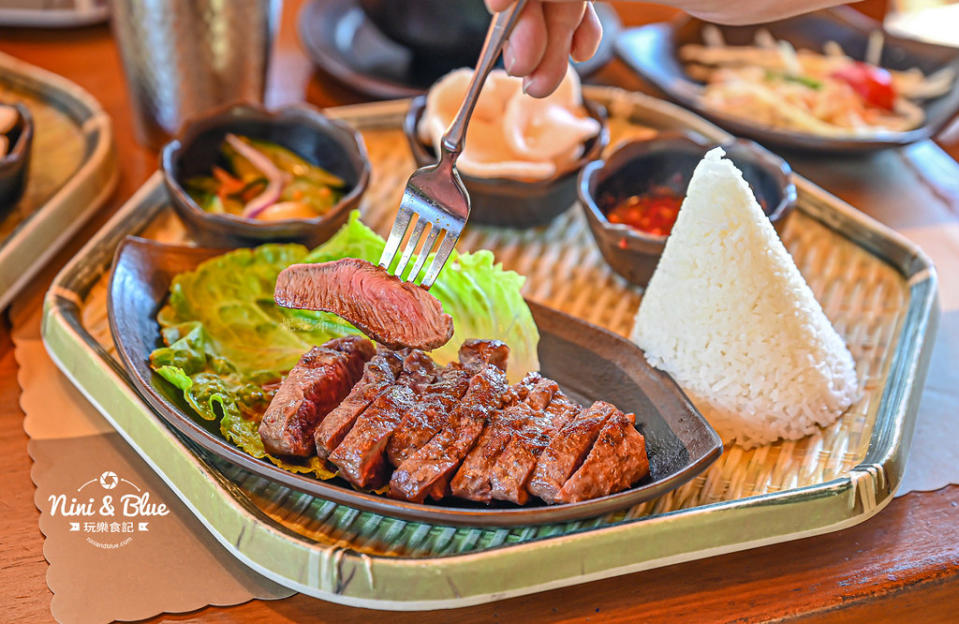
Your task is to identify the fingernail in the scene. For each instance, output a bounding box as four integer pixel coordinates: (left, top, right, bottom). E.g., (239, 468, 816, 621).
(522, 76, 536, 96)
(504, 42, 516, 75)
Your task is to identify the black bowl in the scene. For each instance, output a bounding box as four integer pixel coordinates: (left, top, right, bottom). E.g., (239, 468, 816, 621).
(161, 102, 371, 248)
(358, 0, 491, 66)
(0, 103, 33, 208)
(580, 134, 796, 288)
(405, 95, 609, 228)
(615, 7, 959, 153)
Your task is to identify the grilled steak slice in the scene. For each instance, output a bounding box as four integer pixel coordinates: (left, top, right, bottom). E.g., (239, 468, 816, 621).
(258, 337, 374, 457)
(385, 365, 471, 466)
(389, 365, 508, 503)
(458, 338, 509, 373)
(326, 350, 436, 488)
(328, 384, 417, 488)
(274, 258, 454, 351)
(449, 374, 548, 503)
(487, 387, 582, 505)
(314, 350, 404, 459)
(555, 412, 649, 503)
(385, 340, 511, 466)
(527, 401, 618, 504)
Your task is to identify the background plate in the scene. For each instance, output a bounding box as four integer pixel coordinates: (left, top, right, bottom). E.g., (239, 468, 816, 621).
(0, 51, 115, 309)
(615, 7, 959, 152)
(42, 91, 937, 609)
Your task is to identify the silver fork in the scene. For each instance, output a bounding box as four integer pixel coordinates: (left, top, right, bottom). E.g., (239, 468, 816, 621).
(378, 0, 529, 289)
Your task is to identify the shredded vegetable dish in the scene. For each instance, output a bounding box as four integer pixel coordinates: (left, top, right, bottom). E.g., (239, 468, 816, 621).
(185, 134, 346, 221)
(680, 27, 954, 137)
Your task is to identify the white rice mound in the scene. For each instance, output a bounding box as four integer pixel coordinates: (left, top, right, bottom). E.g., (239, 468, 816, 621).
(631, 147, 859, 448)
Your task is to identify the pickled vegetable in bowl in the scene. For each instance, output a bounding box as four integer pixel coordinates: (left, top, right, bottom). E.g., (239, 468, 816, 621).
(184, 133, 346, 221)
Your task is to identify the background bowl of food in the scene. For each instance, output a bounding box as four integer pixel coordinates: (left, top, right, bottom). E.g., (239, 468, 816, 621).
(615, 7, 959, 152)
(0, 103, 33, 208)
(404, 67, 609, 228)
(161, 102, 370, 248)
(579, 134, 796, 288)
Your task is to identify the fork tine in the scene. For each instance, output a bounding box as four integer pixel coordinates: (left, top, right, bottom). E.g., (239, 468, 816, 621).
(395, 216, 428, 280)
(378, 205, 413, 269)
(407, 226, 441, 284)
(420, 230, 458, 289)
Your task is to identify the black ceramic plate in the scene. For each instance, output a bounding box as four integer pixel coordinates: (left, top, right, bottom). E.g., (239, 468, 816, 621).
(615, 7, 959, 153)
(297, 0, 621, 100)
(108, 236, 722, 526)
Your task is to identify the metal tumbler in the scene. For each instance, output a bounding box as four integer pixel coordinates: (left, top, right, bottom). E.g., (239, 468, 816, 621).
(111, 0, 282, 149)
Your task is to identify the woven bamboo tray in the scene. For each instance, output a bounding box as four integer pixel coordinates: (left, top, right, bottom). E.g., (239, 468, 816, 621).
(0, 51, 115, 309)
(41, 88, 937, 609)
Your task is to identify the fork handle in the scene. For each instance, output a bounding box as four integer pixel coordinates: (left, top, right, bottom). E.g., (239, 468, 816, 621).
(440, 0, 529, 157)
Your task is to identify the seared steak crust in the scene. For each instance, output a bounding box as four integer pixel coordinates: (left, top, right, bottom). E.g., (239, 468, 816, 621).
(385, 366, 471, 466)
(274, 259, 454, 351)
(314, 351, 403, 459)
(326, 350, 437, 488)
(256, 334, 649, 506)
(388, 365, 508, 503)
(385, 340, 510, 468)
(328, 384, 417, 489)
(526, 401, 618, 504)
(257, 337, 374, 457)
(487, 387, 582, 505)
(449, 373, 547, 503)
(556, 412, 649, 503)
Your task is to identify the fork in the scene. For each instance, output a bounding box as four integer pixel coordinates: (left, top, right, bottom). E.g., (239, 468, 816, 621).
(378, 0, 529, 289)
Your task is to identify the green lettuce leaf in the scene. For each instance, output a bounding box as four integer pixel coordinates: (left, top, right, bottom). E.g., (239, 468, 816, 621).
(149, 211, 539, 480)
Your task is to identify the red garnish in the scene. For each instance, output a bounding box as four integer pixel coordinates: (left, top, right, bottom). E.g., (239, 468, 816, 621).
(831, 62, 897, 111)
(605, 187, 683, 237)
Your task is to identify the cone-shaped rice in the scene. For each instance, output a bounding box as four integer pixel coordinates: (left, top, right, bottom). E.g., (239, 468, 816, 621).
(631, 147, 858, 448)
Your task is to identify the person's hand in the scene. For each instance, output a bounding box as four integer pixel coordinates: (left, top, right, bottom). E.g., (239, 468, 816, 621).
(486, 0, 602, 98)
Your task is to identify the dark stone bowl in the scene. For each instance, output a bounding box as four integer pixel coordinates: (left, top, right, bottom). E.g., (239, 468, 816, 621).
(161, 102, 371, 248)
(579, 134, 797, 288)
(404, 94, 609, 229)
(358, 0, 492, 67)
(0, 103, 34, 209)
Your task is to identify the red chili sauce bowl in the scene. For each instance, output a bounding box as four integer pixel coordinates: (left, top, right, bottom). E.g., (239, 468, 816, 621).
(578, 134, 797, 288)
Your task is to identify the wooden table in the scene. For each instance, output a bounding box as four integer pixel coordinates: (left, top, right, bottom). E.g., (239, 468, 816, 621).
(2, 2, 957, 622)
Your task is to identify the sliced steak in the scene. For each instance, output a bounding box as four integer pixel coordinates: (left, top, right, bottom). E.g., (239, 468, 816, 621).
(257, 337, 374, 457)
(555, 411, 649, 503)
(487, 387, 583, 505)
(328, 384, 416, 488)
(326, 350, 436, 488)
(449, 374, 548, 503)
(457, 338, 509, 373)
(385, 365, 471, 466)
(526, 401, 618, 504)
(314, 350, 403, 459)
(389, 365, 508, 503)
(275, 258, 454, 351)
(385, 340, 511, 467)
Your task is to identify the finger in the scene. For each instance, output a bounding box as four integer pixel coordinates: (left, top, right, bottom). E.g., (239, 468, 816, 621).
(485, 0, 515, 11)
(503, 1, 547, 76)
(570, 3, 602, 62)
(523, 2, 585, 97)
